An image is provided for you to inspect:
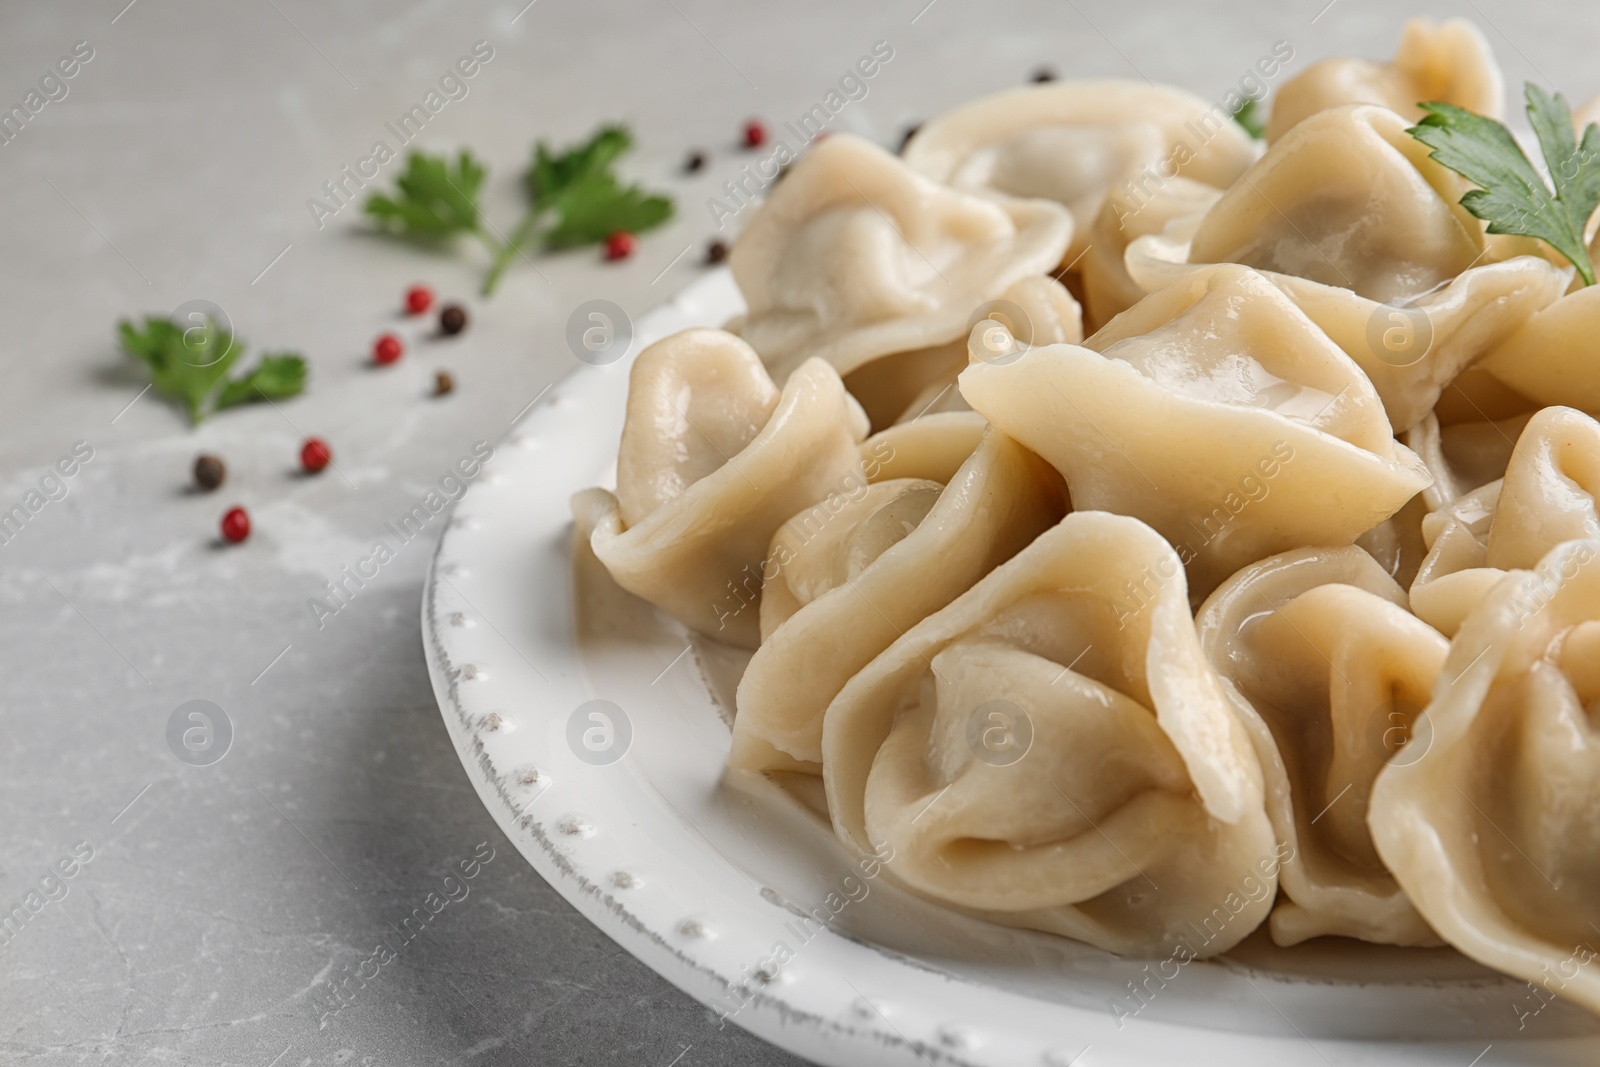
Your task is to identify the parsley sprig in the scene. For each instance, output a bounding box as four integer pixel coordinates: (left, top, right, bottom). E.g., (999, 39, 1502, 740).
(364, 125, 674, 296)
(119, 316, 306, 424)
(1410, 83, 1600, 286)
(1232, 97, 1266, 140)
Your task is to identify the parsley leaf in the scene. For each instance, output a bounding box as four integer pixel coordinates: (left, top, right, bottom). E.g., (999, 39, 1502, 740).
(365, 150, 488, 238)
(1409, 84, 1600, 286)
(542, 172, 674, 249)
(119, 316, 306, 424)
(1232, 97, 1266, 140)
(528, 124, 633, 202)
(215, 354, 308, 410)
(365, 125, 676, 296)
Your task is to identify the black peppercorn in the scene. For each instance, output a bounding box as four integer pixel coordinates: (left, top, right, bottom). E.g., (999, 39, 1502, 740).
(439, 304, 468, 336)
(684, 149, 707, 173)
(706, 239, 728, 265)
(193, 454, 225, 491)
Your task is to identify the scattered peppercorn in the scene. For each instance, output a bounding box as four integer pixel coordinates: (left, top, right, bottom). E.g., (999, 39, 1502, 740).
(899, 123, 922, 155)
(439, 304, 468, 336)
(300, 437, 332, 474)
(406, 284, 434, 314)
(605, 231, 637, 261)
(1031, 67, 1057, 83)
(743, 119, 768, 149)
(684, 149, 707, 173)
(193, 454, 225, 491)
(434, 370, 455, 396)
(374, 333, 404, 364)
(705, 239, 728, 265)
(221, 505, 250, 543)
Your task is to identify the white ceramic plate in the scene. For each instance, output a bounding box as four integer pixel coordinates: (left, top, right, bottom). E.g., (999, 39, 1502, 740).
(422, 269, 1600, 1067)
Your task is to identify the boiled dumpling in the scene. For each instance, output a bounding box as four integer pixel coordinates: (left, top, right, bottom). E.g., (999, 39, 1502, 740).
(961, 263, 1432, 594)
(1479, 286, 1600, 416)
(732, 424, 1067, 774)
(573, 328, 868, 648)
(1266, 18, 1503, 142)
(1433, 365, 1540, 426)
(1403, 410, 1532, 511)
(1408, 481, 1505, 636)
(1410, 407, 1600, 634)
(1198, 546, 1447, 946)
(1122, 104, 1562, 431)
(903, 79, 1257, 260)
(729, 133, 1072, 396)
(1188, 105, 1483, 304)
(1370, 538, 1600, 1018)
(822, 511, 1280, 956)
(844, 274, 1083, 430)
(1080, 175, 1220, 332)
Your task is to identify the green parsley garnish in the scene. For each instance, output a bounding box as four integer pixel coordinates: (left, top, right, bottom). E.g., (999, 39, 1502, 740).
(119, 316, 306, 424)
(364, 125, 674, 296)
(1409, 83, 1600, 287)
(1232, 97, 1266, 140)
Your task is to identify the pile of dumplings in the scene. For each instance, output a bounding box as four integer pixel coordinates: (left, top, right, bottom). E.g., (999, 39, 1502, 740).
(573, 18, 1600, 1019)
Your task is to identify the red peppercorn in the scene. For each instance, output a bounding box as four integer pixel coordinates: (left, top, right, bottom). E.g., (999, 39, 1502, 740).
(743, 119, 767, 149)
(373, 333, 403, 364)
(405, 285, 434, 315)
(221, 506, 250, 543)
(605, 231, 636, 261)
(300, 437, 332, 473)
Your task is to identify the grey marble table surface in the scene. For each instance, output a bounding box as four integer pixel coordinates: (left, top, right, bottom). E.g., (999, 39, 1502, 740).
(2, 1, 1596, 1065)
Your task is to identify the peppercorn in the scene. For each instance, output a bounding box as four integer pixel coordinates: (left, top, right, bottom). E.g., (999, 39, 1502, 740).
(435, 370, 455, 396)
(605, 232, 637, 261)
(300, 437, 332, 474)
(684, 149, 707, 173)
(193, 454, 225, 491)
(439, 304, 468, 336)
(405, 285, 434, 314)
(705, 239, 728, 265)
(374, 333, 404, 364)
(221, 506, 250, 543)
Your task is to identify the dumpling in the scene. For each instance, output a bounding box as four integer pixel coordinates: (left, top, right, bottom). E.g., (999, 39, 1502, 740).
(1355, 493, 1430, 589)
(843, 273, 1083, 430)
(1370, 538, 1600, 1018)
(903, 79, 1257, 260)
(572, 328, 868, 649)
(1187, 105, 1484, 304)
(1079, 175, 1220, 332)
(1410, 407, 1600, 635)
(1198, 546, 1447, 946)
(1479, 286, 1600, 416)
(1124, 104, 1565, 431)
(1403, 410, 1533, 510)
(822, 511, 1281, 957)
(1408, 481, 1505, 636)
(960, 263, 1432, 595)
(1266, 260, 1565, 433)
(1266, 18, 1503, 142)
(1433, 365, 1540, 426)
(731, 424, 1067, 775)
(728, 133, 1072, 394)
